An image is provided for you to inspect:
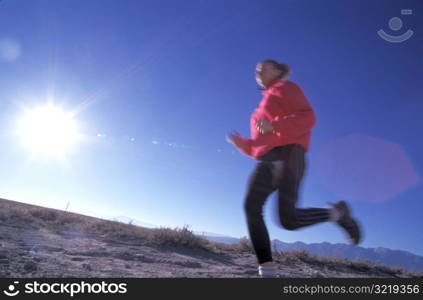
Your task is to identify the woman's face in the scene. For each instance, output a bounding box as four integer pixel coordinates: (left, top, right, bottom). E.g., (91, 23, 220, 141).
(255, 62, 280, 88)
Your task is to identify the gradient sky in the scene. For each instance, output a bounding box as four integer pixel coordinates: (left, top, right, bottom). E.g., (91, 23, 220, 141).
(0, 0, 422, 256)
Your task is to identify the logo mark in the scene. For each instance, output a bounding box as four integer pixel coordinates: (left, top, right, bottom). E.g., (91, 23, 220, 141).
(377, 9, 414, 43)
(3, 281, 20, 297)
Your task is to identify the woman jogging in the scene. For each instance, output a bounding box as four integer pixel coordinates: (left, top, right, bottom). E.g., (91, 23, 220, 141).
(226, 59, 362, 278)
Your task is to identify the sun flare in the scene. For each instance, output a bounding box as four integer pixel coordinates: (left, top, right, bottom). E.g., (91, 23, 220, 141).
(16, 104, 80, 157)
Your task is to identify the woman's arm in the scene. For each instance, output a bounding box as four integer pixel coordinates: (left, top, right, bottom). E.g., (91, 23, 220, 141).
(226, 131, 253, 156)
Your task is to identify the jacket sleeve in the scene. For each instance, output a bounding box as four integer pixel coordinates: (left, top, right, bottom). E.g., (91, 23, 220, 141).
(263, 84, 316, 138)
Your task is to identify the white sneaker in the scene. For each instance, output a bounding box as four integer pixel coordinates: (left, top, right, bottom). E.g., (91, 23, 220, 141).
(258, 265, 278, 278)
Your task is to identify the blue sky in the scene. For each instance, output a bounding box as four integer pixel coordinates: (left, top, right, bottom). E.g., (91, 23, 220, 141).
(0, 0, 422, 256)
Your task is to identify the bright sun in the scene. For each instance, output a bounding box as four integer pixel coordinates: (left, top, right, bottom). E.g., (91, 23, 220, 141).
(16, 104, 80, 157)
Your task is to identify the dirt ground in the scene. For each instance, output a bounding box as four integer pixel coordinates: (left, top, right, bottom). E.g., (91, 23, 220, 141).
(1, 218, 419, 278)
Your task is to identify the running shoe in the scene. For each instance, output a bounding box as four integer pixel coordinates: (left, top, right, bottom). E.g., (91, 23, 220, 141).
(330, 200, 362, 245)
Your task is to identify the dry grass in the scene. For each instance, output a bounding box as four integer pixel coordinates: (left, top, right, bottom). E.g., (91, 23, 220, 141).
(146, 225, 210, 250)
(0, 200, 211, 251)
(206, 236, 255, 254)
(272, 249, 422, 277)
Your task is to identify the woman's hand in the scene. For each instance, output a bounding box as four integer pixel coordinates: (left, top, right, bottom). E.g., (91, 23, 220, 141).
(226, 130, 248, 148)
(255, 119, 274, 135)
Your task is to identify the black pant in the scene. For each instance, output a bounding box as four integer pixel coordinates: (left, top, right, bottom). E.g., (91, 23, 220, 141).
(243, 144, 331, 264)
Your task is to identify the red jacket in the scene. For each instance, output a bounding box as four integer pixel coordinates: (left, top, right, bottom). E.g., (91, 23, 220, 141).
(236, 79, 316, 159)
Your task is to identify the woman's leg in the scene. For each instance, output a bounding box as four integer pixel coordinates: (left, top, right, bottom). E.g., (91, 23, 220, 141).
(243, 161, 277, 265)
(276, 145, 332, 230)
